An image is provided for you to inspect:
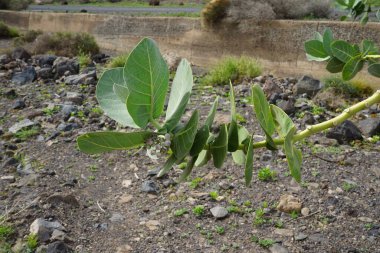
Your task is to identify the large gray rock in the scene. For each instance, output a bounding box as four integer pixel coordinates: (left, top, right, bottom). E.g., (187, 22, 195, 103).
(30, 218, 65, 242)
(326, 120, 363, 144)
(11, 67, 37, 85)
(210, 206, 229, 219)
(9, 119, 36, 134)
(64, 70, 96, 85)
(358, 117, 380, 137)
(294, 75, 323, 97)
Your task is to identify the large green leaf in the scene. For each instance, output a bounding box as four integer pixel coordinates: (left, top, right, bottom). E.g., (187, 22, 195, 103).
(171, 110, 199, 161)
(211, 124, 228, 168)
(77, 131, 153, 154)
(342, 56, 364, 80)
(284, 128, 302, 183)
(244, 135, 254, 186)
(157, 154, 177, 178)
(326, 57, 345, 73)
(205, 96, 219, 129)
(228, 82, 239, 152)
(331, 40, 360, 63)
(368, 63, 380, 77)
(162, 93, 191, 132)
(232, 150, 245, 166)
(165, 59, 193, 122)
(251, 84, 276, 150)
(323, 28, 334, 56)
(96, 68, 138, 128)
(270, 105, 295, 138)
(190, 125, 210, 157)
(361, 40, 378, 56)
(304, 40, 329, 59)
(124, 38, 169, 128)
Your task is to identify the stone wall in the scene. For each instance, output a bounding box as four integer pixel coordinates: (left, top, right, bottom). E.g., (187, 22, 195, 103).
(1, 10, 380, 87)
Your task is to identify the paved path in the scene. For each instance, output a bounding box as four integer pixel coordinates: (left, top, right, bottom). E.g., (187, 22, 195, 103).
(28, 5, 201, 14)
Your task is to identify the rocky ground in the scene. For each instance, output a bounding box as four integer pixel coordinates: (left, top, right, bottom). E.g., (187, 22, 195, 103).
(0, 42, 380, 253)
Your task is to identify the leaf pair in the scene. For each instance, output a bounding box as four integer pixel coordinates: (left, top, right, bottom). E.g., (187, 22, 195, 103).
(305, 28, 380, 80)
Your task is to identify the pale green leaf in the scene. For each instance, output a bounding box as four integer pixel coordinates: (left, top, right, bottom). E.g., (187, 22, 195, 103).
(270, 105, 295, 138)
(284, 128, 302, 182)
(323, 28, 334, 56)
(125, 38, 169, 128)
(232, 150, 245, 166)
(165, 59, 193, 121)
(162, 93, 190, 132)
(77, 131, 153, 154)
(96, 68, 138, 128)
(368, 63, 380, 77)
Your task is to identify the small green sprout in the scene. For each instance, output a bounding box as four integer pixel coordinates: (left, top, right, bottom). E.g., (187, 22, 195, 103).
(26, 234, 38, 251)
(290, 211, 299, 219)
(192, 205, 205, 217)
(174, 208, 188, 217)
(258, 167, 277, 181)
(209, 191, 219, 201)
(342, 182, 357, 192)
(215, 225, 225, 235)
(189, 177, 202, 189)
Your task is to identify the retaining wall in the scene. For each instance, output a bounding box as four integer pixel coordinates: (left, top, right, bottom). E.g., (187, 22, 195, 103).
(1, 10, 380, 87)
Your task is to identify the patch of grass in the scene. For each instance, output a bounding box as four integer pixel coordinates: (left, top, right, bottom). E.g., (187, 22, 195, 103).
(14, 29, 43, 47)
(0, 21, 19, 39)
(91, 106, 103, 115)
(209, 191, 218, 201)
(202, 56, 262, 86)
(192, 205, 205, 217)
(174, 208, 188, 217)
(0, 225, 13, 240)
(43, 105, 60, 116)
(342, 182, 357, 192)
(189, 177, 202, 189)
(26, 234, 38, 252)
(33, 32, 99, 57)
(290, 211, 299, 219)
(227, 205, 241, 214)
(106, 53, 129, 68)
(78, 51, 92, 69)
(253, 208, 267, 226)
(311, 105, 325, 115)
(258, 239, 275, 248)
(311, 145, 343, 154)
(323, 76, 373, 98)
(214, 225, 225, 235)
(14, 126, 40, 141)
(257, 167, 277, 182)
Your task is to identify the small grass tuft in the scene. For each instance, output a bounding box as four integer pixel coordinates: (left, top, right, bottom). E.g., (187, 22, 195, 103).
(78, 51, 92, 69)
(323, 76, 373, 98)
(192, 205, 205, 217)
(0, 21, 19, 39)
(14, 126, 40, 141)
(202, 56, 262, 86)
(106, 53, 129, 68)
(257, 167, 277, 181)
(26, 234, 38, 251)
(174, 208, 188, 217)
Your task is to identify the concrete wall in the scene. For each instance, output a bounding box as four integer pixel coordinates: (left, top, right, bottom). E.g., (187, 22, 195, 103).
(1, 10, 380, 87)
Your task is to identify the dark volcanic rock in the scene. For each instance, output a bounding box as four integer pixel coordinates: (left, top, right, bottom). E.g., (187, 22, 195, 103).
(326, 120, 363, 144)
(53, 58, 79, 78)
(37, 67, 54, 79)
(294, 75, 323, 97)
(46, 241, 72, 253)
(36, 55, 57, 67)
(11, 67, 37, 85)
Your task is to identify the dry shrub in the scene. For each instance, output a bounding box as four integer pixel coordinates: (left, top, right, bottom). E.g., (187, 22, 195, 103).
(32, 32, 99, 57)
(268, 0, 331, 19)
(201, 0, 230, 27)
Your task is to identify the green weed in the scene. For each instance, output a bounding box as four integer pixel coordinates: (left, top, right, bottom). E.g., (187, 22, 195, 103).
(192, 205, 205, 217)
(174, 208, 188, 217)
(107, 53, 129, 68)
(189, 177, 202, 189)
(257, 167, 277, 181)
(214, 225, 225, 235)
(14, 126, 40, 141)
(323, 76, 373, 98)
(202, 56, 262, 86)
(209, 191, 219, 201)
(26, 233, 38, 251)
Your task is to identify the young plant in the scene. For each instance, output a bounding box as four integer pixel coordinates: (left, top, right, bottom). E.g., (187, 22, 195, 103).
(77, 37, 380, 188)
(257, 167, 277, 181)
(174, 208, 188, 217)
(192, 205, 205, 217)
(335, 0, 380, 24)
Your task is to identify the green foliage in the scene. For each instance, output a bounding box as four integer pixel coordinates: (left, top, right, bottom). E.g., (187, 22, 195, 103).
(305, 28, 380, 80)
(174, 208, 188, 217)
(0, 225, 13, 239)
(14, 29, 43, 46)
(209, 191, 219, 200)
(189, 177, 202, 189)
(106, 53, 129, 68)
(192, 205, 205, 217)
(26, 234, 38, 251)
(335, 0, 380, 24)
(323, 76, 373, 97)
(78, 51, 92, 69)
(342, 181, 357, 191)
(43, 105, 60, 116)
(214, 225, 225, 235)
(33, 32, 99, 57)
(202, 56, 262, 86)
(290, 211, 299, 219)
(257, 167, 277, 181)
(0, 21, 19, 39)
(14, 126, 40, 141)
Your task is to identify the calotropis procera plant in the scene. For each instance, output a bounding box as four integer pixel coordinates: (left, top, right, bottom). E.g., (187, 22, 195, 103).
(336, 0, 380, 24)
(77, 37, 380, 186)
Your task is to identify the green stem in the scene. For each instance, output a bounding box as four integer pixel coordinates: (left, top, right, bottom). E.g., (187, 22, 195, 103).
(364, 55, 380, 59)
(150, 118, 162, 130)
(251, 90, 380, 149)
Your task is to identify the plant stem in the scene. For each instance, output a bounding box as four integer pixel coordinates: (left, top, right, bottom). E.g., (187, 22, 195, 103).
(251, 90, 380, 149)
(150, 118, 162, 130)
